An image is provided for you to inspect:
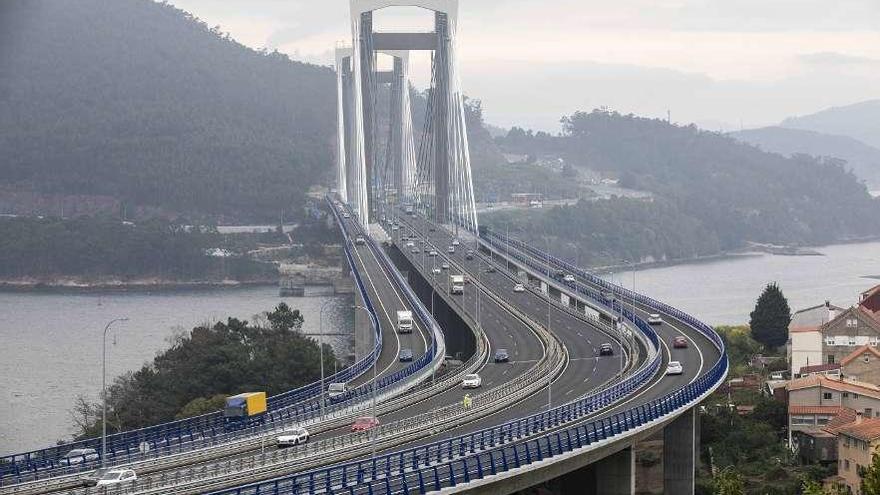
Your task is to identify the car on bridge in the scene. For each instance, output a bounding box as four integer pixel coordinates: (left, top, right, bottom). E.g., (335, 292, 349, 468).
(494, 348, 510, 363)
(351, 416, 380, 432)
(441, 262, 450, 270)
(673, 336, 688, 348)
(465, 250, 474, 260)
(355, 236, 366, 246)
(411, 246, 420, 254)
(647, 314, 664, 325)
(82, 468, 137, 487)
(327, 382, 347, 401)
(452, 239, 460, 246)
(432, 267, 441, 275)
(399, 348, 414, 362)
(513, 283, 525, 293)
(405, 241, 415, 247)
(563, 274, 575, 283)
(462, 373, 482, 389)
(666, 361, 684, 375)
(59, 448, 99, 466)
(429, 249, 439, 256)
(598, 343, 614, 356)
(343, 212, 350, 219)
(485, 266, 496, 273)
(276, 427, 310, 447)
(447, 246, 455, 253)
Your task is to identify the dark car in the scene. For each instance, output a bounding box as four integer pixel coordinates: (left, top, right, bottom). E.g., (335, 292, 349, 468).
(465, 250, 474, 260)
(673, 336, 688, 348)
(399, 348, 414, 362)
(494, 348, 510, 363)
(598, 343, 614, 356)
(485, 266, 496, 274)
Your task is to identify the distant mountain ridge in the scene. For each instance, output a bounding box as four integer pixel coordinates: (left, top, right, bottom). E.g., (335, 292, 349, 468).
(781, 99, 880, 150)
(731, 126, 880, 188)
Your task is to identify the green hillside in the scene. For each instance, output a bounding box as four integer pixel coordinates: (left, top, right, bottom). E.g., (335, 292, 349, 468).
(0, 0, 335, 223)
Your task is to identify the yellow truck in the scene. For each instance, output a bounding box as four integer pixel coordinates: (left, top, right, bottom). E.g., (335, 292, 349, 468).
(224, 392, 267, 418)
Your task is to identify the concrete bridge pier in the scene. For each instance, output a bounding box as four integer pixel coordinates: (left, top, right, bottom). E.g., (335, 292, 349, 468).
(663, 407, 697, 494)
(595, 446, 636, 495)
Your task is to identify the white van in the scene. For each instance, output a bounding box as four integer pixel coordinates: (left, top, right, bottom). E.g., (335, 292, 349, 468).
(397, 310, 413, 333)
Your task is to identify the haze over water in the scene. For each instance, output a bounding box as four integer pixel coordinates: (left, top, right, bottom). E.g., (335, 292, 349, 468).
(0, 287, 352, 454)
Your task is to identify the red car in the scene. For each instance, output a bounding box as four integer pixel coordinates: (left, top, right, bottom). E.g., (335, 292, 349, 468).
(673, 336, 688, 348)
(351, 416, 380, 432)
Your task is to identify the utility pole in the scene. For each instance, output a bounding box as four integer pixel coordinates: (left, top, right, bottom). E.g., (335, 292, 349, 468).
(318, 299, 335, 421)
(101, 317, 129, 468)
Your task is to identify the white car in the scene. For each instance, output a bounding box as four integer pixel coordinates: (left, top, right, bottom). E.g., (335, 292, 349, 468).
(91, 468, 137, 487)
(462, 373, 482, 389)
(276, 427, 310, 447)
(647, 314, 664, 325)
(429, 250, 439, 257)
(666, 361, 683, 375)
(441, 262, 450, 270)
(447, 246, 455, 253)
(342, 212, 351, 219)
(405, 241, 415, 248)
(432, 267, 441, 274)
(563, 274, 575, 283)
(513, 283, 525, 293)
(452, 239, 460, 246)
(327, 382, 347, 400)
(59, 448, 99, 466)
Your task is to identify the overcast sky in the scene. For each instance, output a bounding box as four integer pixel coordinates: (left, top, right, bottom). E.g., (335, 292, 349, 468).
(166, 0, 880, 131)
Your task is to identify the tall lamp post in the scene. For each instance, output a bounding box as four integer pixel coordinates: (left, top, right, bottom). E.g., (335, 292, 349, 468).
(352, 304, 378, 456)
(101, 317, 128, 467)
(318, 299, 335, 421)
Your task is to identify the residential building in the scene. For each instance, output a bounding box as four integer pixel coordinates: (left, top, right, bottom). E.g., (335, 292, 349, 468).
(789, 301, 843, 377)
(787, 375, 880, 447)
(822, 305, 880, 367)
(836, 416, 880, 494)
(788, 286, 880, 380)
(843, 346, 880, 385)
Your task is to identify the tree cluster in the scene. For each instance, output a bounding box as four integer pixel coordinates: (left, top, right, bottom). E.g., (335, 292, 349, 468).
(73, 303, 336, 438)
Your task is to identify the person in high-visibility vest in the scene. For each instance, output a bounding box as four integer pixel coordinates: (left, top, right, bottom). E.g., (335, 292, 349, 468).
(463, 393, 473, 410)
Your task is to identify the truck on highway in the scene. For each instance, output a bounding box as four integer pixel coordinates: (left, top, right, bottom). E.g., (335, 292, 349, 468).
(450, 275, 465, 294)
(396, 310, 413, 334)
(224, 392, 267, 428)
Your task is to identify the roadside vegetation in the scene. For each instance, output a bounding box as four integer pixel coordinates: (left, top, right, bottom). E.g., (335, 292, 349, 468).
(70, 303, 337, 440)
(0, 216, 279, 285)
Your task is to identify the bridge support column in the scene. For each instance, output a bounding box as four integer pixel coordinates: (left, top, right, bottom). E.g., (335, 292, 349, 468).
(663, 407, 696, 494)
(595, 446, 635, 495)
(560, 292, 571, 307)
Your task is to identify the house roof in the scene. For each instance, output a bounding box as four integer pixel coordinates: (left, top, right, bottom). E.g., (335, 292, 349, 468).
(841, 345, 880, 366)
(800, 363, 841, 374)
(823, 408, 858, 434)
(862, 284, 880, 301)
(787, 375, 880, 400)
(837, 418, 880, 442)
(789, 405, 846, 416)
(791, 302, 844, 330)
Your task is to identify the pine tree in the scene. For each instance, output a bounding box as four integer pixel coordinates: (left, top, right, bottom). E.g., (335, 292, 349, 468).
(713, 466, 745, 495)
(749, 282, 791, 349)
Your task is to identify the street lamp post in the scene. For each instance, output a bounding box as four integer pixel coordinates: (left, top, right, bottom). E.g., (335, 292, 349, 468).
(545, 236, 552, 410)
(101, 317, 128, 468)
(352, 304, 378, 456)
(318, 299, 335, 421)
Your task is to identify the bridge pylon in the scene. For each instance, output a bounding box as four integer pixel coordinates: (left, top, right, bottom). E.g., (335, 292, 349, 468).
(336, 0, 478, 233)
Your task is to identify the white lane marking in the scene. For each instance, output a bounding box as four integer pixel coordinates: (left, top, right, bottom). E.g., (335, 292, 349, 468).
(348, 231, 403, 379)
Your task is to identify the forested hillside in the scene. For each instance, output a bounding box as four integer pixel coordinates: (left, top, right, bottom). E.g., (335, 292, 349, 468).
(0, 0, 335, 222)
(488, 110, 880, 266)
